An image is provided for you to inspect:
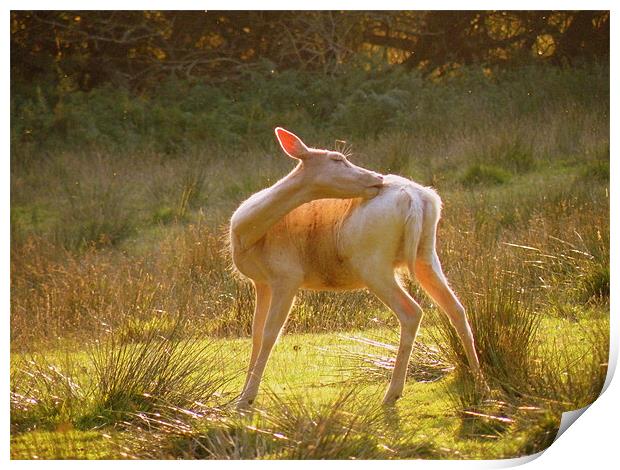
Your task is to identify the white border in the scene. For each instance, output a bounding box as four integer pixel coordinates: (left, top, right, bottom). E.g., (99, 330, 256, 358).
(4, 3, 616, 469)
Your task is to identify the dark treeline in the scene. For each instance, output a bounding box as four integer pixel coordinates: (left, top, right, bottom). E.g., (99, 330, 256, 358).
(12, 11, 609, 91)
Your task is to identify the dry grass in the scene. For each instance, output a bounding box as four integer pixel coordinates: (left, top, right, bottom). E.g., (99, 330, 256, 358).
(11, 84, 609, 345)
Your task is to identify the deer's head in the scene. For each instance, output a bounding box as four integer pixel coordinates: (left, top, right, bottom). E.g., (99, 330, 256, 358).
(275, 127, 384, 199)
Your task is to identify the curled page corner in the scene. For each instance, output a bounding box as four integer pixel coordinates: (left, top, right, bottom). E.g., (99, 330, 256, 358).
(554, 405, 590, 442)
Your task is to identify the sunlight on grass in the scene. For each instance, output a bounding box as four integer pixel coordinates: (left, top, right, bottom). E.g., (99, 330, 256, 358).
(11, 314, 608, 459)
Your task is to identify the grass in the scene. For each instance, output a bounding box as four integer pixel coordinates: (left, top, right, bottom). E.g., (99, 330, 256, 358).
(10, 64, 609, 459)
(12, 431, 118, 460)
(10, 314, 608, 459)
(84, 319, 235, 427)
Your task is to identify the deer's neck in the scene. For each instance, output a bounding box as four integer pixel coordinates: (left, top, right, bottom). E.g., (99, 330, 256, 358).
(231, 167, 312, 250)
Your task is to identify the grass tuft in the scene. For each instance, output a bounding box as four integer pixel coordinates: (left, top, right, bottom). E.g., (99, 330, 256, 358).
(579, 263, 609, 304)
(83, 317, 237, 427)
(11, 354, 85, 434)
(260, 388, 385, 459)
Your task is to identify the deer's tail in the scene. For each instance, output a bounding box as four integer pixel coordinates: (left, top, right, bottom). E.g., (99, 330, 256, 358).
(403, 186, 443, 278)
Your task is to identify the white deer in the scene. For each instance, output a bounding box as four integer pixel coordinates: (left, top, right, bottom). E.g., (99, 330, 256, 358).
(230, 127, 484, 408)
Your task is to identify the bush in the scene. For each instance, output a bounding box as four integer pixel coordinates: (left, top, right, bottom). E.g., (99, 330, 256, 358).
(579, 263, 610, 303)
(460, 164, 511, 187)
(333, 88, 410, 137)
(11, 64, 609, 158)
(579, 158, 609, 182)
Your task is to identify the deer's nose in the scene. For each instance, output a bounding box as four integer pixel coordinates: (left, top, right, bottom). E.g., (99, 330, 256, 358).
(369, 172, 384, 186)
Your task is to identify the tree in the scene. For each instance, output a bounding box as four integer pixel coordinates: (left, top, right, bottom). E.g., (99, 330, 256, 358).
(11, 10, 609, 91)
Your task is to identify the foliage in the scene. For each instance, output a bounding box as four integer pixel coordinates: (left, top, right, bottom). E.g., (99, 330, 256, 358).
(11, 11, 609, 90)
(460, 164, 511, 187)
(11, 63, 609, 157)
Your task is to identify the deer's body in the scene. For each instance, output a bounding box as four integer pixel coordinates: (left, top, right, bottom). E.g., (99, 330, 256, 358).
(230, 128, 484, 408)
(233, 175, 435, 292)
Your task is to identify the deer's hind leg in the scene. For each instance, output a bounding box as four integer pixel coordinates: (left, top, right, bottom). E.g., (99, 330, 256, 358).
(362, 270, 424, 405)
(414, 251, 484, 387)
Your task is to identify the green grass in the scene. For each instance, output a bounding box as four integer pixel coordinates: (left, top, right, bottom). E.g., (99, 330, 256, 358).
(11, 309, 608, 459)
(10, 157, 609, 458)
(11, 430, 119, 460)
(460, 163, 511, 187)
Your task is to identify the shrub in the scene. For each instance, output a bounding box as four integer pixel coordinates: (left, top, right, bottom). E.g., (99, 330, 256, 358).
(460, 164, 511, 187)
(332, 88, 410, 137)
(579, 263, 610, 303)
(579, 158, 609, 182)
(12, 64, 608, 157)
(497, 139, 536, 174)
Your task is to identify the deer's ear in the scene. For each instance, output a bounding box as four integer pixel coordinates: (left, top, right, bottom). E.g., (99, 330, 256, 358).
(275, 127, 309, 159)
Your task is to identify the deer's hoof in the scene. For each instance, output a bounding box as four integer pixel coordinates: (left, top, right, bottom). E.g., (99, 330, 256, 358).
(382, 392, 401, 406)
(235, 397, 254, 411)
(475, 377, 491, 397)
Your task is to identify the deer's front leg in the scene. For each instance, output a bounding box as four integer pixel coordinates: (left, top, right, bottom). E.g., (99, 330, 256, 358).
(242, 282, 272, 391)
(238, 284, 297, 409)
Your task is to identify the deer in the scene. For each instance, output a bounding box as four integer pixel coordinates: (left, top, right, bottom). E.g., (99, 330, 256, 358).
(229, 127, 485, 408)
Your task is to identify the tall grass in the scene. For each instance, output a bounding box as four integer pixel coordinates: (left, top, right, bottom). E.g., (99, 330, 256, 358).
(87, 318, 235, 426)
(11, 170, 608, 348)
(10, 222, 254, 347)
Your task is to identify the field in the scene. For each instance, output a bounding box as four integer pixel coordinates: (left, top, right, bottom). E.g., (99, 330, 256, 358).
(10, 64, 609, 459)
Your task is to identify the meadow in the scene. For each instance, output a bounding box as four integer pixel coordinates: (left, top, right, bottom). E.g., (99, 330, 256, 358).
(10, 64, 609, 459)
